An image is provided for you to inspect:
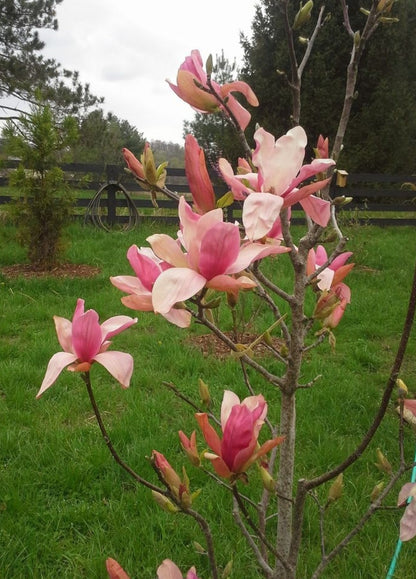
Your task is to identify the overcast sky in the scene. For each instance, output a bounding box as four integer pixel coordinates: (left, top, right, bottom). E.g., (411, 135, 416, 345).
(38, 0, 259, 144)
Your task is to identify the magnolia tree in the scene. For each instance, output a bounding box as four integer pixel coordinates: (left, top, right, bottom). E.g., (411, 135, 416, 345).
(36, 2, 416, 579)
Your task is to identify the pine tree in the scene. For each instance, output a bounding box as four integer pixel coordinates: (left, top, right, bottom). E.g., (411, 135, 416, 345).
(0, 0, 101, 121)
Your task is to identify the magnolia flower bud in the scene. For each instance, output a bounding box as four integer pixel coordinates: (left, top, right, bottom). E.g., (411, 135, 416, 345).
(152, 491, 179, 513)
(375, 448, 392, 475)
(259, 465, 276, 492)
(222, 560, 233, 579)
(293, 0, 314, 30)
(370, 481, 385, 502)
(199, 378, 211, 408)
(396, 378, 408, 397)
(328, 473, 344, 503)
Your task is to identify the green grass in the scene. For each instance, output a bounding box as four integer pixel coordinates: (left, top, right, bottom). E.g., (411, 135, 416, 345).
(0, 221, 415, 578)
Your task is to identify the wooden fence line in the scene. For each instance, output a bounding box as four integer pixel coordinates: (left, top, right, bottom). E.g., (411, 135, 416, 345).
(0, 161, 415, 228)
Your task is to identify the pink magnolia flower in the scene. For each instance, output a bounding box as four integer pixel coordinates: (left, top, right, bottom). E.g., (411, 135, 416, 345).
(398, 483, 416, 541)
(314, 282, 351, 329)
(307, 245, 354, 291)
(219, 126, 335, 227)
(37, 299, 137, 398)
(196, 390, 285, 478)
(157, 559, 200, 579)
(167, 49, 258, 130)
(185, 134, 216, 214)
(110, 245, 191, 328)
(147, 197, 289, 317)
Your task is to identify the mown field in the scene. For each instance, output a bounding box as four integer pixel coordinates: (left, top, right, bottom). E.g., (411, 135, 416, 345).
(0, 219, 415, 578)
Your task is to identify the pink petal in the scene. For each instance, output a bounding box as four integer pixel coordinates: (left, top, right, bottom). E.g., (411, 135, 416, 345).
(147, 234, 188, 268)
(126, 245, 161, 289)
(93, 351, 134, 389)
(330, 252, 353, 271)
(222, 94, 251, 131)
(242, 193, 283, 241)
(100, 315, 137, 341)
(54, 315, 73, 353)
(299, 195, 331, 227)
(185, 134, 216, 214)
(36, 351, 77, 398)
(162, 308, 192, 328)
(72, 298, 85, 322)
(404, 400, 416, 418)
(206, 274, 256, 294)
(106, 557, 131, 579)
(121, 294, 154, 311)
(226, 241, 289, 275)
(315, 245, 328, 266)
(316, 268, 335, 291)
(195, 413, 223, 456)
(221, 80, 259, 106)
(400, 500, 416, 541)
(221, 405, 256, 472)
(253, 126, 306, 195)
(199, 222, 241, 279)
(175, 70, 218, 112)
(110, 275, 149, 295)
(398, 483, 416, 506)
(152, 268, 206, 314)
(221, 390, 241, 430)
(218, 158, 250, 200)
(72, 309, 102, 362)
(157, 559, 183, 579)
(283, 178, 331, 207)
(288, 158, 335, 190)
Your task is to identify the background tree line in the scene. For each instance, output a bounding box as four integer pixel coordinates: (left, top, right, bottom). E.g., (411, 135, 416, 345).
(184, 0, 416, 174)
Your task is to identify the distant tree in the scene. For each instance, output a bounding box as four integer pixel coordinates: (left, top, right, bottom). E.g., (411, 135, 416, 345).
(70, 109, 146, 165)
(182, 51, 247, 166)
(3, 102, 77, 268)
(0, 0, 101, 121)
(240, 0, 416, 173)
(150, 140, 185, 168)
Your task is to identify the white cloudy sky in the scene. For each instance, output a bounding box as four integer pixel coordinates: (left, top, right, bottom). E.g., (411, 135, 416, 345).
(38, 0, 259, 144)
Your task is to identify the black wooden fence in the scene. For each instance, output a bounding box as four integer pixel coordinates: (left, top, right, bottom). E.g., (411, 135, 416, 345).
(0, 161, 415, 229)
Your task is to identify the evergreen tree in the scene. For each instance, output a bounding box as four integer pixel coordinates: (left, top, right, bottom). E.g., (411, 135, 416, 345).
(241, 0, 416, 172)
(0, 0, 101, 121)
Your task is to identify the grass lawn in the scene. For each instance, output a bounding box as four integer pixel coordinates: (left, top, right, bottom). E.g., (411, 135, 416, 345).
(0, 219, 415, 578)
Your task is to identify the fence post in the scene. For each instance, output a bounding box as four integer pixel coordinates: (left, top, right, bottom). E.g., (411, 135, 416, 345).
(106, 183, 118, 226)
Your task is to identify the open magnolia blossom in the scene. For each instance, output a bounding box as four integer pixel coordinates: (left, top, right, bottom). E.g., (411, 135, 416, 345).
(219, 126, 335, 227)
(37, 299, 137, 398)
(195, 390, 285, 478)
(110, 245, 191, 328)
(167, 49, 258, 131)
(147, 197, 289, 318)
(307, 245, 354, 291)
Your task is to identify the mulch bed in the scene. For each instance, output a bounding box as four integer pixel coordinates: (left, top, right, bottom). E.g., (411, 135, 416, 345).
(189, 332, 284, 359)
(1, 263, 101, 279)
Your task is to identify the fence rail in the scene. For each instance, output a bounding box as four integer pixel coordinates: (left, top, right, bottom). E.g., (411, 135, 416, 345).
(0, 161, 415, 228)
